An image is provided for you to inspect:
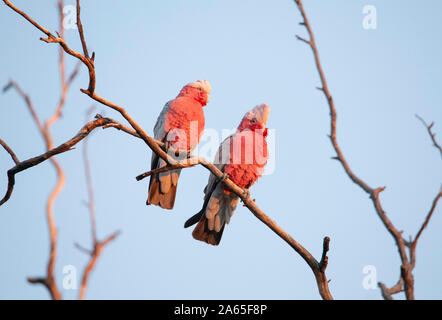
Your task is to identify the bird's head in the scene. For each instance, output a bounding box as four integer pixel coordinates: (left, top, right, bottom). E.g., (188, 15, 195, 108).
(237, 103, 270, 136)
(178, 79, 212, 106)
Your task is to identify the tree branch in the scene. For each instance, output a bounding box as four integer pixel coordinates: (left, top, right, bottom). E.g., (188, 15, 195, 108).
(11, 1, 83, 299)
(293, 0, 414, 299)
(83, 106, 98, 244)
(78, 231, 120, 300)
(293, 0, 442, 300)
(135, 158, 200, 181)
(3, 80, 44, 134)
(0, 138, 19, 165)
(378, 278, 404, 300)
(102, 122, 140, 139)
(75, 0, 90, 60)
(77, 106, 119, 299)
(409, 187, 442, 270)
(416, 114, 442, 158)
(0, 115, 116, 206)
(413, 188, 442, 248)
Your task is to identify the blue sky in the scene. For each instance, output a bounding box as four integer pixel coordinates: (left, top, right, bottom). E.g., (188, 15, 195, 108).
(0, 0, 441, 299)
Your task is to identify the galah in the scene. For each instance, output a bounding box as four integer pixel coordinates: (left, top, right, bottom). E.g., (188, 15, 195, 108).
(184, 103, 270, 245)
(147, 80, 212, 210)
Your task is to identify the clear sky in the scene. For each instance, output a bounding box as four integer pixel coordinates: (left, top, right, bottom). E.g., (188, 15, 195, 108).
(0, 0, 441, 300)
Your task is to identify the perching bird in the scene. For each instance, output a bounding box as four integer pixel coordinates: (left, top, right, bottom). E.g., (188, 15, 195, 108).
(184, 103, 270, 245)
(147, 80, 211, 209)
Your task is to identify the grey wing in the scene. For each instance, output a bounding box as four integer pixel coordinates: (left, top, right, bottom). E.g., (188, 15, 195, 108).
(151, 101, 172, 166)
(147, 100, 181, 209)
(154, 100, 172, 141)
(203, 134, 233, 200)
(184, 134, 238, 239)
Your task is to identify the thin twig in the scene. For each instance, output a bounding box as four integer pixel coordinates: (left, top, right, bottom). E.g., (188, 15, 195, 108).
(416, 114, 442, 159)
(0, 138, 19, 165)
(413, 187, 442, 246)
(409, 187, 442, 269)
(78, 231, 120, 300)
(83, 106, 97, 244)
(378, 278, 404, 300)
(78, 107, 119, 299)
(102, 122, 141, 139)
(76, 0, 90, 59)
(135, 158, 200, 181)
(4, 80, 44, 134)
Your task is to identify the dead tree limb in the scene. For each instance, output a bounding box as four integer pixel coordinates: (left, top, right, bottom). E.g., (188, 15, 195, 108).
(83, 106, 98, 244)
(293, 0, 441, 300)
(2, 0, 333, 299)
(378, 278, 404, 300)
(0, 138, 19, 165)
(415, 115, 442, 159)
(0, 115, 120, 207)
(76, 107, 120, 300)
(6, 1, 82, 299)
(78, 231, 120, 300)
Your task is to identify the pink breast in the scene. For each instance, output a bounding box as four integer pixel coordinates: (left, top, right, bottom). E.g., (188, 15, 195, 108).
(224, 130, 268, 189)
(165, 98, 205, 151)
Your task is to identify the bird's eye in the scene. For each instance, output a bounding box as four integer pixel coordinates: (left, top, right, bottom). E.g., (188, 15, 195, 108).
(250, 119, 257, 124)
(197, 87, 203, 92)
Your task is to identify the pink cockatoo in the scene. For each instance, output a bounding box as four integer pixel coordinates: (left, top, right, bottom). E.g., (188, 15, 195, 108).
(147, 80, 212, 210)
(184, 103, 270, 245)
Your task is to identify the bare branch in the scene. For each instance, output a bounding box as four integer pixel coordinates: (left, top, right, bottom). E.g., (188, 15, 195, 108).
(83, 106, 97, 243)
(378, 278, 404, 300)
(4, 80, 45, 134)
(0, 138, 19, 165)
(416, 115, 442, 158)
(293, 0, 413, 299)
(75, 0, 90, 59)
(413, 187, 442, 246)
(3, 75, 65, 298)
(78, 231, 120, 300)
(9, 2, 83, 299)
(102, 122, 141, 139)
(136, 158, 200, 181)
(0, 116, 116, 206)
(295, 34, 311, 45)
(75, 106, 120, 300)
(3, 0, 54, 38)
(3, 0, 95, 93)
(409, 187, 442, 270)
(74, 242, 92, 255)
(319, 236, 330, 273)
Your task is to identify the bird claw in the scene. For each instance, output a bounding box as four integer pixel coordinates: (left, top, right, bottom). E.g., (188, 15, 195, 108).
(241, 189, 250, 201)
(163, 141, 170, 153)
(242, 198, 255, 207)
(218, 173, 228, 182)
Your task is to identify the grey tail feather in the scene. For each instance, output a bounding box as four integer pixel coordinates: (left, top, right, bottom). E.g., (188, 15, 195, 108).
(192, 216, 225, 246)
(146, 174, 178, 210)
(184, 179, 220, 228)
(146, 152, 179, 210)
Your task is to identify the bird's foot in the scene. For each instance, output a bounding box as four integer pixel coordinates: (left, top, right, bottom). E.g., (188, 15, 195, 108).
(218, 173, 229, 182)
(163, 140, 170, 153)
(241, 189, 250, 201)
